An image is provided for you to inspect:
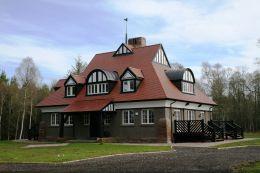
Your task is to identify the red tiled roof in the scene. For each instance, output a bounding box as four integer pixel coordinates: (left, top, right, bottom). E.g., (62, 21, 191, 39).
(128, 67, 144, 79)
(63, 99, 111, 112)
(53, 79, 66, 89)
(37, 44, 216, 108)
(72, 74, 85, 84)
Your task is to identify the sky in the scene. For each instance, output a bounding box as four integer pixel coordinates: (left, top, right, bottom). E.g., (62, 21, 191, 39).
(0, 0, 259, 84)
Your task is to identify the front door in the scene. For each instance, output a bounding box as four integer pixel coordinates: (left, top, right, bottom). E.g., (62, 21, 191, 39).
(90, 112, 101, 138)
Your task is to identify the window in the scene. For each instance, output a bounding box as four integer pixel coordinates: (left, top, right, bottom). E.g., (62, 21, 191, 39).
(174, 109, 181, 120)
(88, 83, 108, 95)
(182, 82, 194, 94)
(50, 113, 59, 126)
(141, 109, 154, 124)
(122, 80, 135, 92)
(187, 110, 195, 120)
(84, 113, 90, 125)
(87, 70, 113, 95)
(66, 86, 75, 96)
(104, 114, 112, 125)
(65, 115, 73, 126)
(122, 110, 134, 125)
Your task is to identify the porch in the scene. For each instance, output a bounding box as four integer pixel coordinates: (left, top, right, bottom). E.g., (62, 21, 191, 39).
(173, 120, 243, 143)
(58, 99, 115, 140)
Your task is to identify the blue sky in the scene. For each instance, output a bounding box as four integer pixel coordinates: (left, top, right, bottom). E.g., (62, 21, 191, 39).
(0, 0, 259, 84)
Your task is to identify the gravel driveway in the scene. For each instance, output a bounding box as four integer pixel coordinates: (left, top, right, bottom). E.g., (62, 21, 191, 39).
(1, 146, 260, 173)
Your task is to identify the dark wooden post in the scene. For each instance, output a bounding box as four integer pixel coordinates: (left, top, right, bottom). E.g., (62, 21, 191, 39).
(201, 120, 204, 133)
(72, 113, 75, 138)
(59, 113, 64, 138)
(100, 112, 104, 138)
(188, 121, 191, 133)
(174, 120, 177, 133)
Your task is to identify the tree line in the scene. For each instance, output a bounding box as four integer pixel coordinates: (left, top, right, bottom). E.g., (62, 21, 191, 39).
(0, 58, 259, 140)
(0, 56, 87, 140)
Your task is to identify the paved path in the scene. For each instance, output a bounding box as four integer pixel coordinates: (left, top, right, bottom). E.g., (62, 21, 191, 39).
(1, 146, 260, 173)
(23, 143, 69, 148)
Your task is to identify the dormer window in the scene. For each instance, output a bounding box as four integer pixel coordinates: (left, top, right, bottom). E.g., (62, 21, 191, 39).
(65, 76, 77, 97)
(120, 67, 143, 93)
(182, 70, 194, 94)
(64, 75, 84, 98)
(166, 68, 195, 94)
(86, 69, 118, 95)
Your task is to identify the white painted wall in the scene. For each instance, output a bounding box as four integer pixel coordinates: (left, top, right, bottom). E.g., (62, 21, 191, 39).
(114, 100, 213, 111)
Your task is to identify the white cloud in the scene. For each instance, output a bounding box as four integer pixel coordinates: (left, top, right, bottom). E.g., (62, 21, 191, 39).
(110, 0, 260, 71)
(0, 35, 96, 84)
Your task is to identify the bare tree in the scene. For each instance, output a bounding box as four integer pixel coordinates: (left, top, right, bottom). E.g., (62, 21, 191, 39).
(15, 57, 41, 140)
(171, 63, 184, 70)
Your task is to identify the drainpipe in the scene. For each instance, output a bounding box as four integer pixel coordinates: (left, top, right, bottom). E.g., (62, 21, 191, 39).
(170, 100, 176, 143)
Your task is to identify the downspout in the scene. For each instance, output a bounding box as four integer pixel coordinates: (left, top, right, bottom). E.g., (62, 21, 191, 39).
(170, 100, 176, 143)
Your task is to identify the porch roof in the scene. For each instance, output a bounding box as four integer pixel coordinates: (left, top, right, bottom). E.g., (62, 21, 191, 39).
(63, 99, 112, 112)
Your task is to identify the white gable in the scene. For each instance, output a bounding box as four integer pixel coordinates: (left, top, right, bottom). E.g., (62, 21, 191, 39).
(153, 48, 170, 66)
(65, 77, 76, 85)
(102, 103, 114, 112)
(115, 44, 132, 55)
(121, 70, 135, 80)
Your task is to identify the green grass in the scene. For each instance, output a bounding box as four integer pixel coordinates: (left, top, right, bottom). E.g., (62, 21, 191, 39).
(215, 138, 260, 148)
(234, 162, 260, 173)
(0, 141, 170, 163)
(244, 132, 260, 138)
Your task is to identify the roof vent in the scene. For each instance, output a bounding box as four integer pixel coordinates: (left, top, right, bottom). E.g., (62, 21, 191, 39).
(128, 37, 146, 48)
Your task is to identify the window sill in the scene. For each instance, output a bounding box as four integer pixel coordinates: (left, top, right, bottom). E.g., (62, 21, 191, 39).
(141, 123, 155, 126)
(121, 124, 135, 127)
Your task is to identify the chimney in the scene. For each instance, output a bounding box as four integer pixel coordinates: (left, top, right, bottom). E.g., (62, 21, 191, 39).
(128, 37, 146, 48)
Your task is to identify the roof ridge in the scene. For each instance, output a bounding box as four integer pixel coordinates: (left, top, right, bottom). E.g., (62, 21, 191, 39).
(94, 44, 161, 56)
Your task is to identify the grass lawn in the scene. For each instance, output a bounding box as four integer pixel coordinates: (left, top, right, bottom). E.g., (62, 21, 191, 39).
(234, 162, 260, 173)
(215, 138, 260, 148)
(244, 132, 260, 138)
(0, 141, 170, 163)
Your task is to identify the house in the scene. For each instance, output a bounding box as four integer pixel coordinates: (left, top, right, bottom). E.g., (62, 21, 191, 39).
(36, 37, 217, 143)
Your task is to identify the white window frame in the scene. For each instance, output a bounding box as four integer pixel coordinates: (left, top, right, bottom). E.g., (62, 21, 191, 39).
(66, 86, 75, 96)
(182, 82, 194, 94)
(187, 110, 195, 120)
(87, 83, 108, 95)
(122, 80, 135, 92)
(64, 115, 73, 126)
(83, 113, 90, 126)
(50, 113, 59, 126)
(122, 110, 134, 125)
(141, 109, 154, 124)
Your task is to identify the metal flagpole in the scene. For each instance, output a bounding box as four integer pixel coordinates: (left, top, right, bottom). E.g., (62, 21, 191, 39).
(124, 18, 128, 44)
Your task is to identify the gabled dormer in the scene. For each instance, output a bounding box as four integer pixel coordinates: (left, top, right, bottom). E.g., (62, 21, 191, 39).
(113, 43, 133, 56)
(120, 67, 143, 93)
(64, 75, 84, 98)
(153, 45, 171, 67)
